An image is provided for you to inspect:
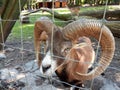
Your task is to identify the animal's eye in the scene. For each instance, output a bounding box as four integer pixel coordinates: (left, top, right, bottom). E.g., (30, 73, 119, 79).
(62, 47, 71, 56)
(64, 48, 70, 52)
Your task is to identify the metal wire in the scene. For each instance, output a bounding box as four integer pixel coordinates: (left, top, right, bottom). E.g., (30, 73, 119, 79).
(90, 0, 109, 89)
(0, 14, 13, 88)
(49, 0, 56, 90)
(0, 16, 5, 51)
(18, 0, 33, 90)
(0, 0, 120, 90)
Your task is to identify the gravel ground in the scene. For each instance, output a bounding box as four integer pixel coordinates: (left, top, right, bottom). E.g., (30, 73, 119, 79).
(0, 36, 120, 90)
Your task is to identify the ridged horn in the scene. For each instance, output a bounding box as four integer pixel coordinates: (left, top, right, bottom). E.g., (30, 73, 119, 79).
(62, 18, 115, 80)
(34, 17, 54, 67)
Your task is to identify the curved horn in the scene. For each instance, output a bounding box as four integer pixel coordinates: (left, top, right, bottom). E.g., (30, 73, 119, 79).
(62, 19, 115, 80)
(34, 17, 54, 67)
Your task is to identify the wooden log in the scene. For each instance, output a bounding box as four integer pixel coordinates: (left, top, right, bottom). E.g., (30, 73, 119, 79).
(105, 21, 120, 37)
(21, 16, 30, 24)
(22, 6, 120, 21)
(23, 7, 120, 37)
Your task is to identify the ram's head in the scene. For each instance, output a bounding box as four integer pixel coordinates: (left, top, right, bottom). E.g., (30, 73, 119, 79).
(34, 17, 115, 84)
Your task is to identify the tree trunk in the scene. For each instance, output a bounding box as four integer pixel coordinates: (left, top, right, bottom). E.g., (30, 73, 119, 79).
(0, 0, 27, 50)
(24, 6, 120, 21)
(105, 21, 120, 37)
(23, 6, 120, 37)
(79, 10, 120, 20)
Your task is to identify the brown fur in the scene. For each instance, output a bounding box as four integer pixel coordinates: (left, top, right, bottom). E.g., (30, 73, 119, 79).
(34, 20, 53, 67)
(34, 18, 114, 89)
(34, 19, 95, 88)
(56, 37, 95, 84)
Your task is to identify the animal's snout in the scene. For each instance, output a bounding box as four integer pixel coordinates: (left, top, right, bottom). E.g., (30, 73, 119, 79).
(42, 65, 51, 73)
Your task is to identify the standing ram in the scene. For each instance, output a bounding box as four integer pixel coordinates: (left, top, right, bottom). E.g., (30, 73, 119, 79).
(34, 17, 115, 89)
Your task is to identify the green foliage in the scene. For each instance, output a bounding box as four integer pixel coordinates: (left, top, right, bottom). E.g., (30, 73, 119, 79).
(67, 0, 82, 7)
(9, 11, 66, 41)
(9, 5, 117, 41)
(0, 0, 2, 7)
(67, 0, 120, 6)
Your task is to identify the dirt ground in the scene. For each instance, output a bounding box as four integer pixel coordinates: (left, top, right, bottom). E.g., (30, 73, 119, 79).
(0, 36, 120, 89)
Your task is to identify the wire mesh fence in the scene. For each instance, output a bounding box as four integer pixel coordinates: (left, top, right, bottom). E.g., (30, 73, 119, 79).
(0, 0, 120, 90)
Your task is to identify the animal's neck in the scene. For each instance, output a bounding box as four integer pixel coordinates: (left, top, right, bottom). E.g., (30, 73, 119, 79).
(55, 67, 80, 87)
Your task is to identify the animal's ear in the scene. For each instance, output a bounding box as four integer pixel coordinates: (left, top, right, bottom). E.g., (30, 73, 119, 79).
(66, 47, 81, 62)
(73, 48, 82, 61)
(61, 41, 72, 57)
(65, 48, 82, 77)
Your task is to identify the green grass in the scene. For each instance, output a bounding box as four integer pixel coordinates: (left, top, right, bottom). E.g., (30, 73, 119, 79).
(9, 11, 67, 41)
(9, 20, 34, 41)
(9, 5, 117, 41)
